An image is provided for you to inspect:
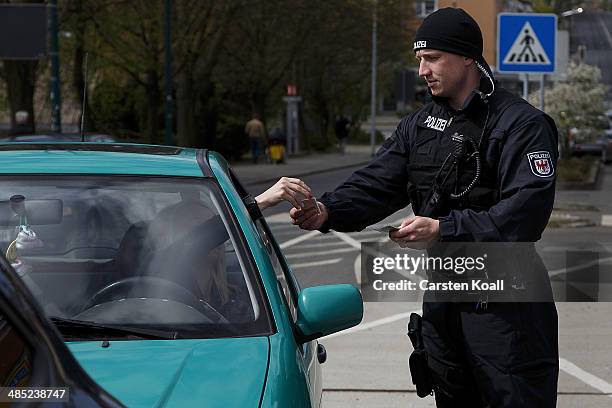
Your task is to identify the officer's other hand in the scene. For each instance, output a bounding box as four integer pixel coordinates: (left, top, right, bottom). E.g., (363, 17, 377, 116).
(290, 202, 328, 230)
(256, 177, 313, 210)
(389, 216, 440, 249)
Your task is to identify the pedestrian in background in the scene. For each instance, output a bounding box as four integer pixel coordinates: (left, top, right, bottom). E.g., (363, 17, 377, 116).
(268, 127, 287, 164)
(245, 114, 266, 163)
(291, 7, 559, 408)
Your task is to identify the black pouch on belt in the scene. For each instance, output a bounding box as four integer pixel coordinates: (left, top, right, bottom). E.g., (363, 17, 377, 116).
(407, 313, 432, 398)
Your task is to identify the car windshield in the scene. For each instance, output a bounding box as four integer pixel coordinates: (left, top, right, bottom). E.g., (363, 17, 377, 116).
(0, 176, 271, 340)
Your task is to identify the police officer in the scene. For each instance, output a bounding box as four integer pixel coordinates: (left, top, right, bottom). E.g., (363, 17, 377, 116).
(290, 8, 559, 408)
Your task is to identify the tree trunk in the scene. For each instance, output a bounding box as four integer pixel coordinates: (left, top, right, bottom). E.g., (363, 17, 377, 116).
(200, 80, 217, 149)
(71, 0, 94, 132)
(560, 126, 571, 160)
(145, 69, 160, 143)
(176, 69, 196, 146)
(3, 60, 37, 134)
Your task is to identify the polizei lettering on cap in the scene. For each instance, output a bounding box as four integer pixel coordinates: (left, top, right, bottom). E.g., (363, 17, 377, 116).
(414, 40, 427, 50)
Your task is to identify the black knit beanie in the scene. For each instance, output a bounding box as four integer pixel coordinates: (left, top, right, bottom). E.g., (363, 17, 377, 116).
(413, 7, 496, 91)
(414, 8, 484, 62)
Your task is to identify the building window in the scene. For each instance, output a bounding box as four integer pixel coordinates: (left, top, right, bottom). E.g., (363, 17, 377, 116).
(415, 0, 437, 18)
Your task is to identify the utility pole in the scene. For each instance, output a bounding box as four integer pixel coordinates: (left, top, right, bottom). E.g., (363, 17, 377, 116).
(164, 0, 173, 145)
(539, 74, 545, 111)
(49, 0, 61, 132)
(370, 1, 377, 157)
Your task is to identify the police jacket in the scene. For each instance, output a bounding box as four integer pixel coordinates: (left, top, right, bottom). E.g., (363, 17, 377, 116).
(319, 78, 558, 243)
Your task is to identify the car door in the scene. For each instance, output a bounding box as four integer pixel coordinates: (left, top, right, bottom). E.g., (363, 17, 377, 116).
(226, 169, 323, 407)
(0, 253, 124, 408)
(253, 216, 324, 407)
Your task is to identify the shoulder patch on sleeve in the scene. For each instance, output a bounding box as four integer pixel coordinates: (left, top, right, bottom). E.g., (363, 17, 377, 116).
(527, 151, 554, 177)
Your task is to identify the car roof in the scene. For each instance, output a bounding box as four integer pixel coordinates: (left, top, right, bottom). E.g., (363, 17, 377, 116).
(0, 142, 211, 177)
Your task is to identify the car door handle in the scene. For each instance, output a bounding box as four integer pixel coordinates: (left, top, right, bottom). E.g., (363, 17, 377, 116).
(317, 344, 327, 364)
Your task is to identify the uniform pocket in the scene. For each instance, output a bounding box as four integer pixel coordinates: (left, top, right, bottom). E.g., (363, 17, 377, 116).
(413, 132, 438, 156)
(482, 129, 506, 167)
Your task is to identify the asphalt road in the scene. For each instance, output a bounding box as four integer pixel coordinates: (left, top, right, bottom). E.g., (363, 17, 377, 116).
(249, 165, 612, 407)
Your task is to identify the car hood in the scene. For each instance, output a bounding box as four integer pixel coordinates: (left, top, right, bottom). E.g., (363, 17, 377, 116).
(67, 337, 269, 407)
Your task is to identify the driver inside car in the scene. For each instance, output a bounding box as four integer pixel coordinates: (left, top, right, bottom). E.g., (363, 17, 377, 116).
(142, 193, 249, 322)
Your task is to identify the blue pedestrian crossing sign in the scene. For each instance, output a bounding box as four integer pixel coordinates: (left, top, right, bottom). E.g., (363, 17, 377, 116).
(497, 13, 557, 73)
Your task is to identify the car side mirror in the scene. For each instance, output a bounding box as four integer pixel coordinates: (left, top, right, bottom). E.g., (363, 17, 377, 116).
(295, 284, 363, 343)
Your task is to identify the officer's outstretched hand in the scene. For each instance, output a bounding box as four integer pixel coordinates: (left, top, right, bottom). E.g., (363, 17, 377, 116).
(290, 202, 328, 230)
(389, 216, 440, 249)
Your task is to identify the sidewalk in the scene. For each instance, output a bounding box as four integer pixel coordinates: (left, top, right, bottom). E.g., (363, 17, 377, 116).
(231, 145, 378, 185)
(231, 145, 375, 186)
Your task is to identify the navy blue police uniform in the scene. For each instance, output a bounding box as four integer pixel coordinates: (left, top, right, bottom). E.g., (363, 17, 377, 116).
(317, 8, 559, 407)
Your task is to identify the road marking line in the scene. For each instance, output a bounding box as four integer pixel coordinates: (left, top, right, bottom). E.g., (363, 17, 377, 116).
(549, 256, 612, 278)
(289, 241, 349, 250)
(339, 230, 382, 238)
(290, 258, 342, 269)
(333, 230, 424, 284)
(599, 16, 612, 50)
(323, 302, 612, 398)
(267, 223, 300, 232)
(324, 311, 612, 398)
(279, 230, 321, 249)
(285, 247, 358, 259)
(354, 254, 361, 285)
(331, 231, 362, 249)
(602, 214, 612, 227)
(265, 212, 292, 223)
(279, 230, 381, 249)
(321, 309, 421, 340)
(273, 230, 311, 237)
(559, 358, 612, 397)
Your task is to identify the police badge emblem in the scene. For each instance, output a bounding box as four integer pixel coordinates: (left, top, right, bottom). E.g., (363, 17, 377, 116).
(527, 151, 554, 177)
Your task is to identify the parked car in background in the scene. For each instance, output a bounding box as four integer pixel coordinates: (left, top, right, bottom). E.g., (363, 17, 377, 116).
(0, 142, 363, 407)
(604, 129, 612, 163)
(569, 128, 612, 163)
(0, 133, 117, 143)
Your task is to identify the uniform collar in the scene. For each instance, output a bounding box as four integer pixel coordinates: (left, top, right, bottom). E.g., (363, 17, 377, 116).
(429, 76, 494, 115)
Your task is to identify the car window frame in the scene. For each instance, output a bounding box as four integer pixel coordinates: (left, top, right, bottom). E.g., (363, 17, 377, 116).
(226, 169, 301, 322)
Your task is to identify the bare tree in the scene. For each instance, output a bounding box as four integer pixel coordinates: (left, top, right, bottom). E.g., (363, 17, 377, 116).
(174, 0, 241, 147)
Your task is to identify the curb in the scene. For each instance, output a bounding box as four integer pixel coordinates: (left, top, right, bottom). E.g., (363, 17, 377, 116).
(601, 215, 612, 227)
(241, 159, 372, 186)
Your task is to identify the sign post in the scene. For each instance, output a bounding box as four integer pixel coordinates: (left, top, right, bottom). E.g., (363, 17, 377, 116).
(498, 13, 557, 106)
(284, 84, 301, 156)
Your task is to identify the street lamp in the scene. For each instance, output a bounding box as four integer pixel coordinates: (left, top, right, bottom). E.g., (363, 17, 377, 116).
(560, 7, 583, 18)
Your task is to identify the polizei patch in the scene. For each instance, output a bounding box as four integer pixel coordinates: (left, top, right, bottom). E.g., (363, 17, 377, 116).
(423, 115, 448, 132)
(527, 151, 554, 177)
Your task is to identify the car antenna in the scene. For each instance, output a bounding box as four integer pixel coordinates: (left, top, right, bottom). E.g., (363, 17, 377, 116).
(80, 52, 89, 142)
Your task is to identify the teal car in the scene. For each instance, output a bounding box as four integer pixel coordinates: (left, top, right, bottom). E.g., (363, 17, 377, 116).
(0, 143, 363, 407)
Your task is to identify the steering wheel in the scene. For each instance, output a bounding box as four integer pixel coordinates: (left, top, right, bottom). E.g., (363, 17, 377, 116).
(85, 276, 228, 323)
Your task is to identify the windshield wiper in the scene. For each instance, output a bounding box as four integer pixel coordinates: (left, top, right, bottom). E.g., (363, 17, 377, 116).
(50, 317, 178, 340)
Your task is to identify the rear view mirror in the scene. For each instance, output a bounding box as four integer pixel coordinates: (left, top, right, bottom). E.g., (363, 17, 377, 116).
(295, 284, 363, 342)
(0, 197, 63, 225)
